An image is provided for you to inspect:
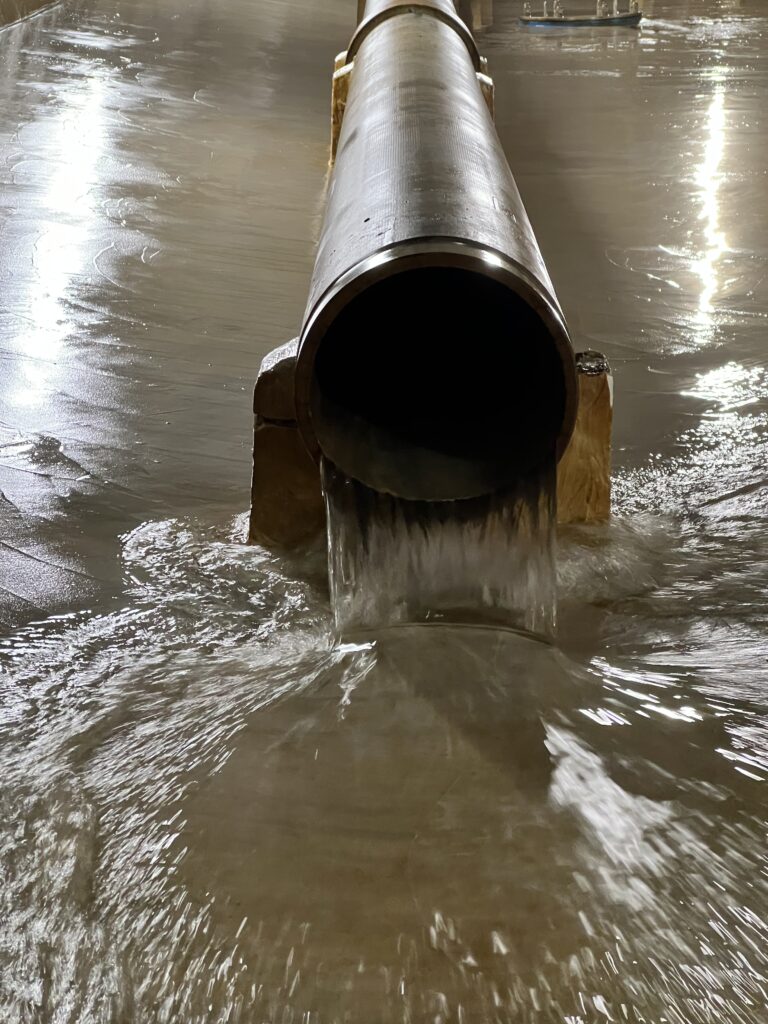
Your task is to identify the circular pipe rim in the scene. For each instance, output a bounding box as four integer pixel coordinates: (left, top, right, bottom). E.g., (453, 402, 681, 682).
(295, 238, 579, 484)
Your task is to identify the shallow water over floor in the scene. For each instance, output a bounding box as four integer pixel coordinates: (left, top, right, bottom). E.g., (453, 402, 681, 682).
(0, 508, 766, 1022)
(1, 0, 767, 1020)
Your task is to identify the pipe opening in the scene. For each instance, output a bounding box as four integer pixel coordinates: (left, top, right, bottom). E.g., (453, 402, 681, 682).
(310, 266, 569, 501)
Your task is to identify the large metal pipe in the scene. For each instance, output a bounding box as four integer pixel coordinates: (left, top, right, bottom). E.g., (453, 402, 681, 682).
(295, 0, 577, 502)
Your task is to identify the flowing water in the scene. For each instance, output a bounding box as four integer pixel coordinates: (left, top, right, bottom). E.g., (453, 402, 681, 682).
(323, 459, 558, 638)
(1, 0, 767, 1020)
(0, 505, 766, 1022)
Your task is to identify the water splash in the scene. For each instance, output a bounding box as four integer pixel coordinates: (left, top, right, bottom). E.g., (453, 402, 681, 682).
(323, 458, 558, 639)
(0, 515, 765, 1023)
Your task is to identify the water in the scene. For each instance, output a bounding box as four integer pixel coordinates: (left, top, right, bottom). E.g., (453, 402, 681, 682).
(0, 0, 767, 1019)
(323, 459, 558, 639)
(0, 520, 765, 1021)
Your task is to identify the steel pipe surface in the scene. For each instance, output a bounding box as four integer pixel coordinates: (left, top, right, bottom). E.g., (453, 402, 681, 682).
(295, 0, 577, 501)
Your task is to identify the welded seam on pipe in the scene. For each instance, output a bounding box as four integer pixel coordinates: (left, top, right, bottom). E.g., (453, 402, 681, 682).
(348, 0, 481, 70)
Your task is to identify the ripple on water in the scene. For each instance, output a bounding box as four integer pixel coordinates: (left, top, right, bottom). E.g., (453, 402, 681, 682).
(0, 511, 765, 1022)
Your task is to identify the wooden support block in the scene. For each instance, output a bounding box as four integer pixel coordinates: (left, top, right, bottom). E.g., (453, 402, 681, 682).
(477, 72, 495, 120)
(457, 0, 484, 32)
(330, 59, 354, 164)
(249, 339, 324, 547)
(556, 351, 613, 525)
(249, 419, 325, 547)
(253, 337, 299, 421)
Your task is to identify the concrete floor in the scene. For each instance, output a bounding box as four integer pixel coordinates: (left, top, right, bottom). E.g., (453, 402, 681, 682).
(0, 0, 351, 625)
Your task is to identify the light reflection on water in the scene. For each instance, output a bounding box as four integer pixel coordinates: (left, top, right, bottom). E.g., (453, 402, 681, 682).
(0, 0, 766, 1019)
(692, 83, 727, 342)
(682, 360, 767, 411)
(10, 73, 108, 407)
(0, 490, 765, 1021)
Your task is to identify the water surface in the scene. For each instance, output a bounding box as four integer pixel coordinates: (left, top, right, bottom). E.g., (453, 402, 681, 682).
(0, 0, 767, 1020)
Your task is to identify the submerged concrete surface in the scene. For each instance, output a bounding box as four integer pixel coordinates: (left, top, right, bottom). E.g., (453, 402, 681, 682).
(0, 0, 352, 625)
(0, 0, 765, 625)
(1, 4, 767, 1021)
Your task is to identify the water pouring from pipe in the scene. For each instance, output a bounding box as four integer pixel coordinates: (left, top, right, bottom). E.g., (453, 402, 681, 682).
(279, 1, 580, 634)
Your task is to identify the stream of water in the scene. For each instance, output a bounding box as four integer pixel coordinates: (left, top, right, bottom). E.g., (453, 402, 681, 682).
(323, 459, 558, 639)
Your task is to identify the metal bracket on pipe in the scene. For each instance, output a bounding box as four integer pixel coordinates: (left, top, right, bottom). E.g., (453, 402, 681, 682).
(248, 345, 613, 546)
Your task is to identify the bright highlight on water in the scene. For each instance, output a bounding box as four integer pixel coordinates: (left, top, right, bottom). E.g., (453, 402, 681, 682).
(0, 0, 766, 1021)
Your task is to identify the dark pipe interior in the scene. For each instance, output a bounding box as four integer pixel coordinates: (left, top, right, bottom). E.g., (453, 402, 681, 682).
(311, 267, 567, 501)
